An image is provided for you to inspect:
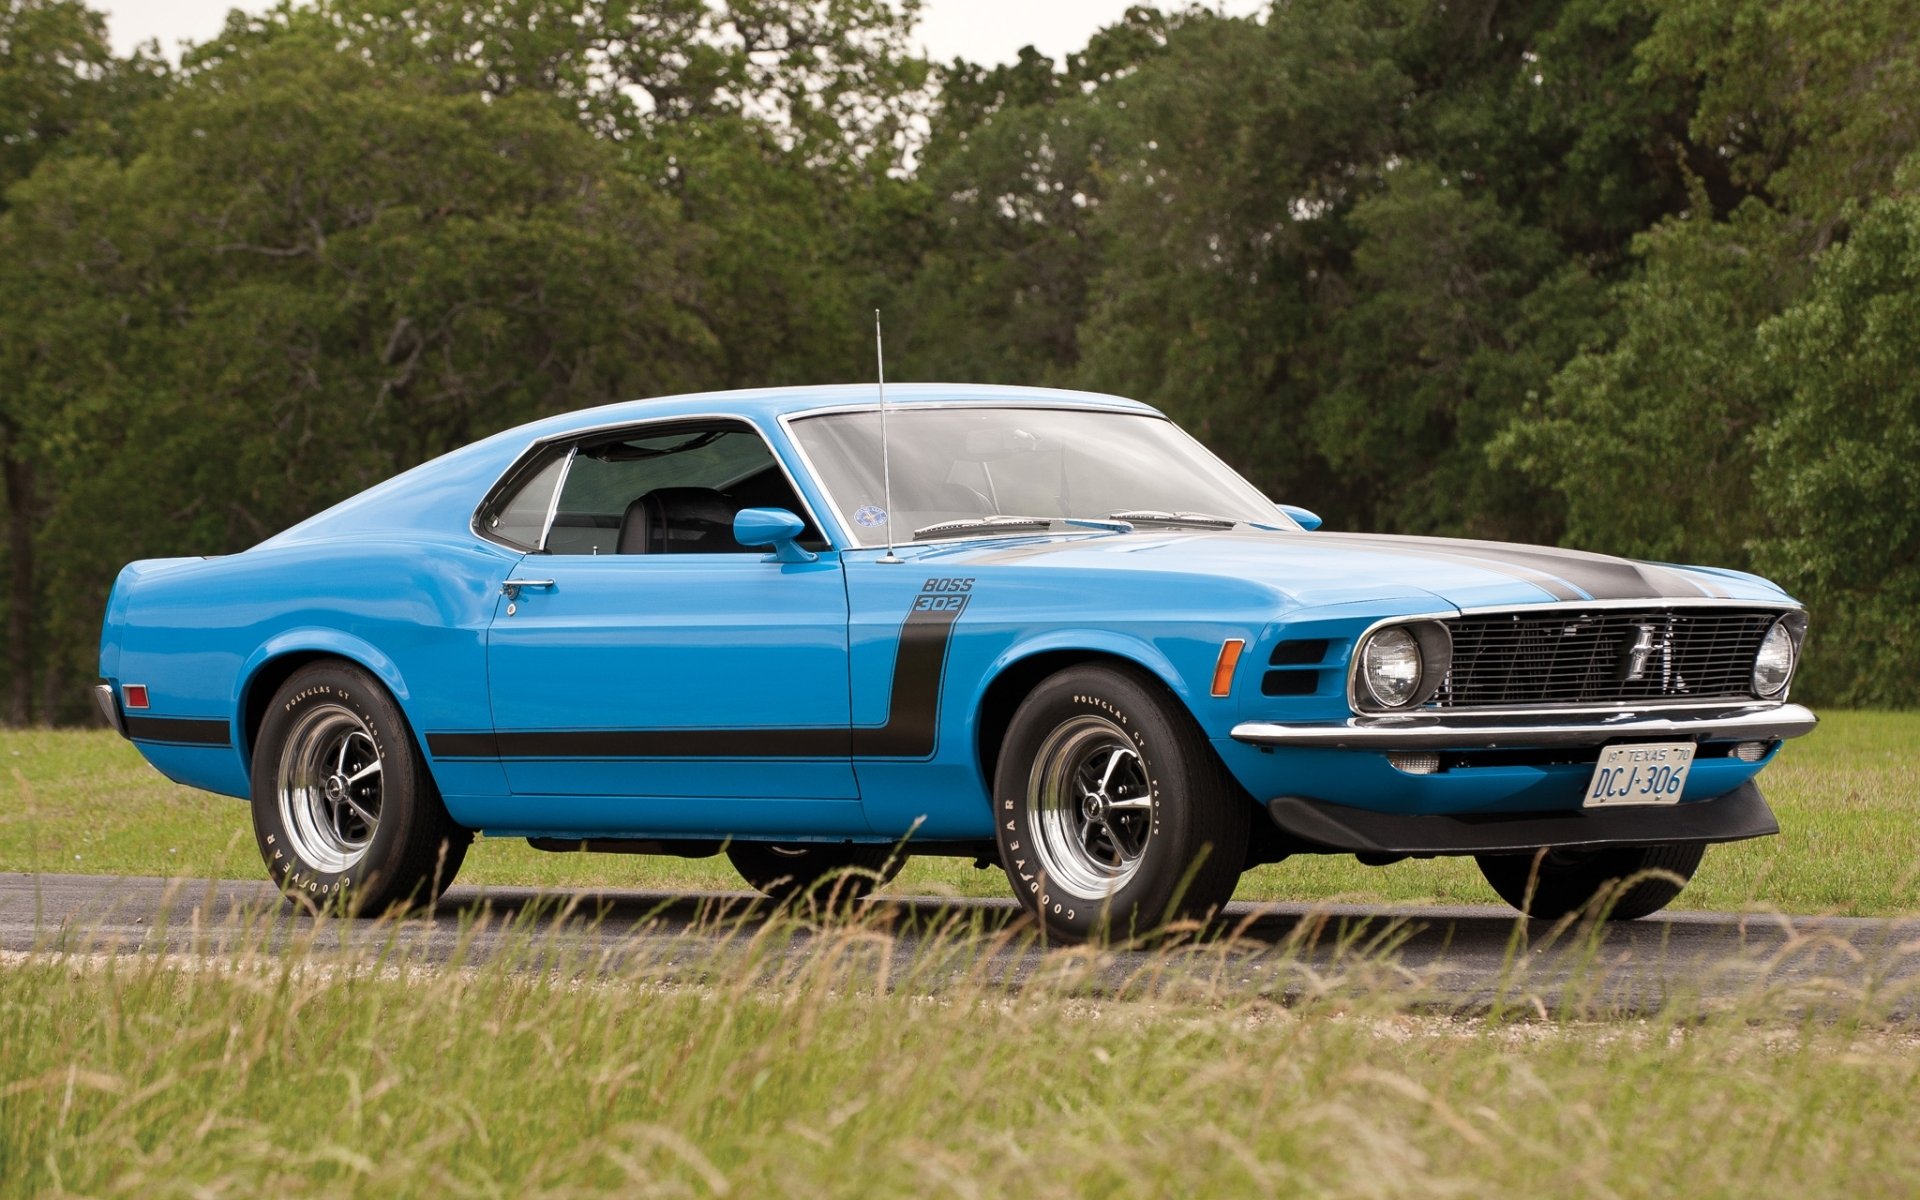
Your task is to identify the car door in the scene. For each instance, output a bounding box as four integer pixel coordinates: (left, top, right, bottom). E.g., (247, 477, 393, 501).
(481, 417, 862, 835)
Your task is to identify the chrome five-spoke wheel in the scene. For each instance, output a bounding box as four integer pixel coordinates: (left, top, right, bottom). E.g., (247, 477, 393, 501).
(993, 663, 1249, 943)
(251, 661, 469, 913)
(1026, 715, 1154, 899)
(276, 702, 384, 873)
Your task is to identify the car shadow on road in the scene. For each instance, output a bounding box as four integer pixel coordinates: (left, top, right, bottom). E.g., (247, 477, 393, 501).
(420, 883, 1568, 959)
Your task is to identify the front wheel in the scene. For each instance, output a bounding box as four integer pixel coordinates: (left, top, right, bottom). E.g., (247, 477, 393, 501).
(250, 661, 470, 913)
(993, 664, 1249, 943)
(1476, 843, 1705, 921)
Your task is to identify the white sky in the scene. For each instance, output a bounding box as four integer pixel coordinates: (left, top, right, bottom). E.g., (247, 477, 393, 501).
(103, 0, 1267, 66)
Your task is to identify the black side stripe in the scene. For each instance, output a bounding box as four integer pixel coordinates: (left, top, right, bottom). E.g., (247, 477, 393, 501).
(426, 596, 965, 762)
(126, 716, 232, 747)
(851, 598, 963, 757)
(446, 726, 848, 760)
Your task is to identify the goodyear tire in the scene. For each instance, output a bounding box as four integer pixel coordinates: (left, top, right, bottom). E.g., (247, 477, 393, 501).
(993, 663, 1249, 943)
(249, 661, 470, 913)
(727, 842, 905, 907)
(1476, 843, 1705, 921)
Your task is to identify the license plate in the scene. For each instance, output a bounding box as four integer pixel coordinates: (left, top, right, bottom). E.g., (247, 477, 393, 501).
(1583, 742, 1695, 808)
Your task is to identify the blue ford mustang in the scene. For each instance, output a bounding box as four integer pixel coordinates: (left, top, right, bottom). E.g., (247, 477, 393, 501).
(95, 384, 1815, 938)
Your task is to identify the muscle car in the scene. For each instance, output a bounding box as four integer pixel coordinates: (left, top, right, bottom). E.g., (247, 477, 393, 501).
(95, 385, 1816, 939)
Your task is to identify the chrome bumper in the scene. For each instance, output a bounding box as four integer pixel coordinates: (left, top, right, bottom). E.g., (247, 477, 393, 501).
(92, 684, 127, 738)
(1229, 703, 1817, 751)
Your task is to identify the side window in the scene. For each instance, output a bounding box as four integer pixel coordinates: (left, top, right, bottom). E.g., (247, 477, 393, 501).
(541, 423, 824, 556)
(478, 451, 568, 550)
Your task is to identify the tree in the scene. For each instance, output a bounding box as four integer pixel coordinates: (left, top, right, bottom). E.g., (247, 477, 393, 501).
(1498, 0, 1920, 700)
(1753, 179, 1920, 705)
(892, 34, 1150, 384)
(1071, 1, 1408, 512)
(7, 37, 709, 717)
(0, 0, 156, 722)
(1490, 198, 1806, 564)
(1317, 164, 1596, 540)
(2, 0, 935, 720)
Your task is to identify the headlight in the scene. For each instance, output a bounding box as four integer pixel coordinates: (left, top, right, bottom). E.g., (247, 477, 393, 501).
(1752, 618, 1798, 697)
(1361, 627, 1423, 708)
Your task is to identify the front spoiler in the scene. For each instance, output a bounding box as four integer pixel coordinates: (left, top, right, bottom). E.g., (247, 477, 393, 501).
(1266, 781, 1778, 856)
(1230, 703, 1816, 751)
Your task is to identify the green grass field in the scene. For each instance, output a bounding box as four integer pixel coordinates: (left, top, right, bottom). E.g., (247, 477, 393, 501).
(4, 716, 1919, 1197)
(3, 712, 1916, 915)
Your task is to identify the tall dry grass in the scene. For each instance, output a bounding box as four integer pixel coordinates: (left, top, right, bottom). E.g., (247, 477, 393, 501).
(3, 884, 1918, 1198)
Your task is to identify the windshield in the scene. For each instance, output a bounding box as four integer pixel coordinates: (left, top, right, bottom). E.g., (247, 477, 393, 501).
(788, 406, 1291, 546)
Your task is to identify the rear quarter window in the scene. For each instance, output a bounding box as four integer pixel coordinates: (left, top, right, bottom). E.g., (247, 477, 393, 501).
(478, 451, 568, 549)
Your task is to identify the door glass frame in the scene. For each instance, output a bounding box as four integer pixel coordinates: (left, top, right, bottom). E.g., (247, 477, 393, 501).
(473, 414, 838, 556)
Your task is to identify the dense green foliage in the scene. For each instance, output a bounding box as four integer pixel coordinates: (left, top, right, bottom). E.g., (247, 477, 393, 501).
(2, 0, 1916, 719)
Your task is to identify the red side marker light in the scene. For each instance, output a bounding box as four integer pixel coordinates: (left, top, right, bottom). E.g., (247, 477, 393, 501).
(122, 684, 149, 710)
(1210, 640, 1246, 698)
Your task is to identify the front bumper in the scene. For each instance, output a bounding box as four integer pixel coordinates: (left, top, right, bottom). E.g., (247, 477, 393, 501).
(1229, 702, 1817, 751)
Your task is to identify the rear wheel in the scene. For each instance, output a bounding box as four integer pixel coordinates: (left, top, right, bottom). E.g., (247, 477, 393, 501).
(993, 663, 1248, 943)
(250, 661, 470, 913)
(727, 842, 905, 907)
(1476, 843, 1705, 921)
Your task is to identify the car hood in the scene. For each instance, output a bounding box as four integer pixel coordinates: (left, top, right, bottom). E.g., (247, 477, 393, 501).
(913, 529, 1794, 611)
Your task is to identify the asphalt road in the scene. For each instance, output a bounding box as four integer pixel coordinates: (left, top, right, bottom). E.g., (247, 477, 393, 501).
(5, 872, 1917, 1017)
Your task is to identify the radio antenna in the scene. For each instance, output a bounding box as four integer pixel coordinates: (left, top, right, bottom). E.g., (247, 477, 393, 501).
(875, 308, 901, 564)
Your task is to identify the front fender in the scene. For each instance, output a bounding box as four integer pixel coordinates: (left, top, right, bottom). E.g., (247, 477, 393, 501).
(982, 628, 1192, 704)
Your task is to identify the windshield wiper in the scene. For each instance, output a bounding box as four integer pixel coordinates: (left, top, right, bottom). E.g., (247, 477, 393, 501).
(912, 515, 1055, 541)
(1103, 509, 1239, 530)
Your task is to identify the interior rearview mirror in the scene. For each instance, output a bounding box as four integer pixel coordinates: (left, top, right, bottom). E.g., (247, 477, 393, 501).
(958, 427, 1042, 461)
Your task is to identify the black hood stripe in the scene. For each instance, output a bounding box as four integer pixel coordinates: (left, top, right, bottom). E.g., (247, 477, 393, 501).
(1315, 535, 1717, 602)
(970, 530, 1725, 603)
(1297, 535, 1585, 601)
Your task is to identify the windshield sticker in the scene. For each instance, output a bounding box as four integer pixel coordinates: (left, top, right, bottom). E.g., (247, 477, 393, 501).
(853, 505, 888, 528)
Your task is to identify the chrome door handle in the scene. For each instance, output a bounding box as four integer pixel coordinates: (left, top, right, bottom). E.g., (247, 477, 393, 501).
(502, 579, 556, 598)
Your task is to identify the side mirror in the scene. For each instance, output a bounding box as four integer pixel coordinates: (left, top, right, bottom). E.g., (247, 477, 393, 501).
(734, 507, 818, 564)
(1277, 504, 1322, 531)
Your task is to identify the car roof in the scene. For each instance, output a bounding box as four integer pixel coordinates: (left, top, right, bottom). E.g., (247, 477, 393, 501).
(496, 383, 1160, 443)
(254, 384, 1161, 549)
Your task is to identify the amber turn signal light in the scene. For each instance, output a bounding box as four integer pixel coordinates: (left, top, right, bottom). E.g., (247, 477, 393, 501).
(1210, 639, 1246, 698)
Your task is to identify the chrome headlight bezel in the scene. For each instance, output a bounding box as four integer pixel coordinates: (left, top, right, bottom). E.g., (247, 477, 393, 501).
(1752, 614, 1804, 698)
(1350, 620, 1453, 713)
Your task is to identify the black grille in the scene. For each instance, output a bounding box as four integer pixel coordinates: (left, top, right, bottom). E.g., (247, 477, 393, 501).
(1432, 609, 1780, 709)
(1262, 670, 1322, 697)
(1270, 639, 1330, 666)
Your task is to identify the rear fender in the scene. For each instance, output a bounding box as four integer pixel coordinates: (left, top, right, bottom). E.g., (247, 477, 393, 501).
(98, 558, 204, 680)
(236, 630, 411, 763)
